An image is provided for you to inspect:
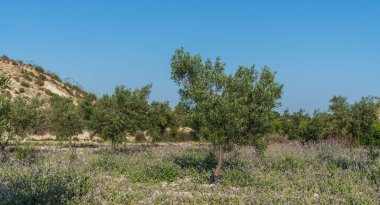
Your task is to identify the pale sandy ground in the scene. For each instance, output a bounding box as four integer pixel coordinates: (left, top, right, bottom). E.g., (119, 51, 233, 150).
(26, 127, 193, 143)
(43, 81, 70, 97)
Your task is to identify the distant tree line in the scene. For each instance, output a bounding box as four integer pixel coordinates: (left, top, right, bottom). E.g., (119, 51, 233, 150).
(273, 96, 380, 146)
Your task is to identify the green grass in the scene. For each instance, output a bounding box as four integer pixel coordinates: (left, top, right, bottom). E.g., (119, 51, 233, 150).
(0, 142, 379, 204)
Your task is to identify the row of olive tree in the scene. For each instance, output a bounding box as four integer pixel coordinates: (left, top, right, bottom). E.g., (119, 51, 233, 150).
(0, 84, 183, 160)
(275, 96, 380, 146)
(45, 86, 184, 154)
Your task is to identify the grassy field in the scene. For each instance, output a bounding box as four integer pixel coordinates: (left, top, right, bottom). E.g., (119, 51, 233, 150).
(0, 142, 379, 204)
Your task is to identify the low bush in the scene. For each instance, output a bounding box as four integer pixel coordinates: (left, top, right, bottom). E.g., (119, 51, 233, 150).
(46, 72, 62, 82)
(36, 77, 44, 86)
(34, 66, 45, 73)
(370, 122, 380, 146)
(20, 81, 30, 88)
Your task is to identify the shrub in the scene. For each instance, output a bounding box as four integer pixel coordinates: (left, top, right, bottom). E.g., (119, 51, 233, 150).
(33, 66, 45, 73)
(38, 74, 47, 81)
(36, 77, 44, 86)
(0, 74, 10, 89)
(0, 55, 10, 62)
(45, 88, 54, 96)
(19, 87, 25, 93)
(349, 97, 380, 146)
(135, 132, 146, 142)
(22, 72, 33, 82)
(370, 122, 380, 146)
(20, 81, 30, 88)
(12, 146, 38, 162)
(144, 163, 181, 182)
(46, 71, 62, 82)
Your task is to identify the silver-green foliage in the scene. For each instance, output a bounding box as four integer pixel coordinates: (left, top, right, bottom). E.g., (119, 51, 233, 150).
(90, 85, 151, 148)
(147, 101, 178, 142)
(49, 95, 83, 141)
(171, 48, 283, 149)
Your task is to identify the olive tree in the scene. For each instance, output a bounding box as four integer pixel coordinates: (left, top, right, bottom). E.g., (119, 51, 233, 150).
(328, 96, 351, 138)
(171, 48, 283, 182)
(49, 95, 83, 155)
(78, 92, 97, 128)
(90, 85, 151, 152)
(349, 97, 380, 146)
(0, 74, 43, 161)
(147, 101, 178, 143)
(0, 97, 43, 161)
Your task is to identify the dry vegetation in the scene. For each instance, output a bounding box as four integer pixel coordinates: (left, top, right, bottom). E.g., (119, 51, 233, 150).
(0, 141, 379, 204)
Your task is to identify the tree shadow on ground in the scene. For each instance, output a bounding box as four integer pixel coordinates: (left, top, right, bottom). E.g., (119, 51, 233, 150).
(171, 152, 217, 173)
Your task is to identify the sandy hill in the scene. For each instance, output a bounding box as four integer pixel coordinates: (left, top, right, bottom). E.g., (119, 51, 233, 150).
(0, 55, 88, 101)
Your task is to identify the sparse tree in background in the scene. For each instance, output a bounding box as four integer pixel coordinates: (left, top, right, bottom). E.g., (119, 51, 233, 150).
(171, 48, 283, 183)
(0, 73, 43, 161)
(147, 101, 178, 143)
(90, 85, 151, 152)
(281, 109, 311, 141)
(174, 102, 191, 128)
(8, 97, 44, 137)
(49, 95, 83, 156)
(328, 96, 351, 138)
(78, 92, 97, 129)
(0, 96, 43, 161)
(349, 97, 380, 146)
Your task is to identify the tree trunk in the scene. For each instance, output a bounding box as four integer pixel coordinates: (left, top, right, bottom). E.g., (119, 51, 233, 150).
(214, 145, 224, 176)
(69, 137, 76, 156)
(210, 145, 224, 184)
(111, 139, 116, 152)
(0, 144, 5, 162)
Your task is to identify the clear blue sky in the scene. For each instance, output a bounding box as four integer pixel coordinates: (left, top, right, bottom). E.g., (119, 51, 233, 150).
(1, 0, 379, 112)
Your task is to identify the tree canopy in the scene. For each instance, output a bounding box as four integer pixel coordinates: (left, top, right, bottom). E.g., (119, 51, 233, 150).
(90, 85, 151, 151)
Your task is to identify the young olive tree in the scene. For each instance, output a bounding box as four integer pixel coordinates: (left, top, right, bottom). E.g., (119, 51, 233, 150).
(171, 48, 283, 182)
(147, 101, 178, 143)
(90, 85, 151, 152)
(328, 96, 351, 138)
(349, 97, 380, 146)
(0, 75, 43, 161)
(78, 92, 97, 129)
(49, 95, 83, 155)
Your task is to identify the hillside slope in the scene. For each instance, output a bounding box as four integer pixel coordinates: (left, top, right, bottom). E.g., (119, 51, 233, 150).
(0, 55, 87, 101)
